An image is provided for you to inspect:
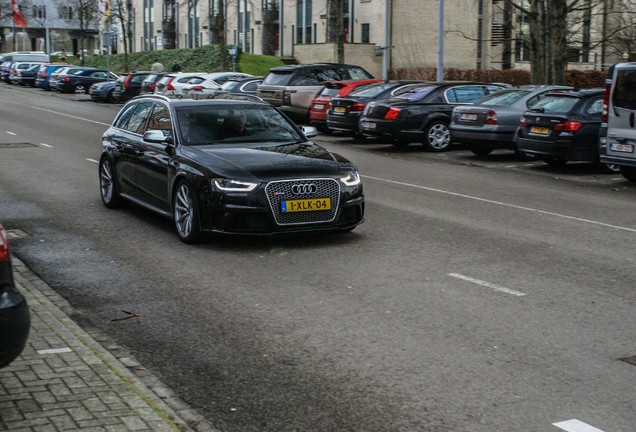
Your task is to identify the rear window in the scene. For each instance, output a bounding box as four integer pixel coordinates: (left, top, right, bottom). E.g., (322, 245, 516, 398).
(531, 95, 580, 113)
(478, 89, 529, 106)
(613, 69, 636, 110)
(349, 82, 405, 98)
(319, 86, 342, 97)
(262, 71, 294, 86)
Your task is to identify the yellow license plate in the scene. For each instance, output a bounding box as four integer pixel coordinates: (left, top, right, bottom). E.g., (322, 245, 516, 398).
(530, 126, 550, 135)
(334, 106, 346, 113)
(282, 198, 331, 213)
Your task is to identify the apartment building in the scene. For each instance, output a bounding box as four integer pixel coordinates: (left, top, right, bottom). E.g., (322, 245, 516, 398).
(0, 0, 98, 55)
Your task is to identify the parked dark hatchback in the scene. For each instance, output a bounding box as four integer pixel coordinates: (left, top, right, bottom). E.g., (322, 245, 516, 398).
(327, 81, 424, 137)
(99, 94, 365, 243)
(0, 223, 30, 369)
(113, 71, 153, 102)
(358, 82, 506, 151)
(219, 76, 264, 96)
(140, 72, 166, 94)
(57, 69, 117, 94)
(516, 89, 616, 171)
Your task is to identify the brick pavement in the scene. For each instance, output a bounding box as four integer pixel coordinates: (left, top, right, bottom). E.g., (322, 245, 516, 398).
(0, 257, 218, 432)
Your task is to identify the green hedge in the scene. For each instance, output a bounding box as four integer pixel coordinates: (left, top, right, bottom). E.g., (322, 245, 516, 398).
(64, 45, 283, 76)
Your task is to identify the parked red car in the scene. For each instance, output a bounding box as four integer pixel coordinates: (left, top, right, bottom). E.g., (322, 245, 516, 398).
(309, 79, 382, 132)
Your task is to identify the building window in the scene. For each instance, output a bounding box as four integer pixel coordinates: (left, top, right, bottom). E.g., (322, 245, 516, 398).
(361, 23, 370, 43)
(296, 0, 312, 44)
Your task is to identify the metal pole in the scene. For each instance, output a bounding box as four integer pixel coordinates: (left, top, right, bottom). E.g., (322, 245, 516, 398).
(436, 0, 444, 81)
(382, 0, 389, 80)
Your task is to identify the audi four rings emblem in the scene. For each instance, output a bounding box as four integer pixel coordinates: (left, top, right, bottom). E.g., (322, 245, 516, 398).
(291, 184, 317, 195)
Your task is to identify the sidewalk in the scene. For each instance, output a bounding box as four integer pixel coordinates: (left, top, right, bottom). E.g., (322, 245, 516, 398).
(0, 256, 218, 432)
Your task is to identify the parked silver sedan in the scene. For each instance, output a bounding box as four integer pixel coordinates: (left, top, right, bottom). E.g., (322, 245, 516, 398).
(450, 85, 572, 156)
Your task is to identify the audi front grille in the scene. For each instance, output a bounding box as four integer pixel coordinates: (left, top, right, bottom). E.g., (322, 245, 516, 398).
(265, 178, 341, 225)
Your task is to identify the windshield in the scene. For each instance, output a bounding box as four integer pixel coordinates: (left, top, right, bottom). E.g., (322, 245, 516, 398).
(478, 89, 529, 106)
(176, 104, 302, 146)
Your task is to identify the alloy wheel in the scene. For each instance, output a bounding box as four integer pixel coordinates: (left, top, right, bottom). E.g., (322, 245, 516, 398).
(424, 122, 451, 151)
(174, 183, 194, 239)
(74, 84, 87, 94)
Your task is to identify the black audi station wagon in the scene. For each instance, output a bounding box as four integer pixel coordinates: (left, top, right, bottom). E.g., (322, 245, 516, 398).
(99, 94, 365, 243)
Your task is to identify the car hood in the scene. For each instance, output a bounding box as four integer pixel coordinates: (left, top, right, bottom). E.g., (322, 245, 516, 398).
(182, 142, 350, 180)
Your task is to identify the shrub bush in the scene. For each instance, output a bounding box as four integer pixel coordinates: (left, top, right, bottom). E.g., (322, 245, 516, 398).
(391, 67, 605, 88)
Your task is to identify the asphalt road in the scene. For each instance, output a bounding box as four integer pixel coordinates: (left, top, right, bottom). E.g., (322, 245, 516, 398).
(1, 84, 635, 432)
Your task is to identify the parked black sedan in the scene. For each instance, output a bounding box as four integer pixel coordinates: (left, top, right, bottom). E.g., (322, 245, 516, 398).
(57, 69, 118, 94)
(358, 82, 506, 151)
(327, 81, 423, 137)
(516, 89, 617, 172)
(99, 94, 365, 243)
(0, 223, 30, 369)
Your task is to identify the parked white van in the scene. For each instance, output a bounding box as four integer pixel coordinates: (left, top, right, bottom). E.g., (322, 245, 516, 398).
(600, 62, 636, 181)
(0, 51, 49, 63)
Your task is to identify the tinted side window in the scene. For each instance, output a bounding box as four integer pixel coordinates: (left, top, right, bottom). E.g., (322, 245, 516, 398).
(290, 69, 321, 85)
(146, 103, 172, 135)
(125, 102, 153, 134)
(243, 81, 259, 91)
(262, 71, 293, 85)
(446, 86, 487, 103)
(586, 97, 604, 116)
(114, 103, 137, 129)
(613, 69, 636, 110)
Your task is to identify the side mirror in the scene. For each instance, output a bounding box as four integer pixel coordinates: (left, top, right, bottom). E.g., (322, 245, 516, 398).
(300, 125, 318, 138)
(143, 130, 170, 143)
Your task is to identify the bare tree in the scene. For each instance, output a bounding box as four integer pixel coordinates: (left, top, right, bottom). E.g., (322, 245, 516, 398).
(54, 0, 99, 64)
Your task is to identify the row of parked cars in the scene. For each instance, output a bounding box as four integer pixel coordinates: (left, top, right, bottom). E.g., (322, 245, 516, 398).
(263, 65, 623, 176)
(4, 58, 635, 180)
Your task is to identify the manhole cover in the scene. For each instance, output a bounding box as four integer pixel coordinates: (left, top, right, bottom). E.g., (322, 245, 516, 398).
(5, 229, 29, 239)
(619, 356, 636, 366)
(0, 143, 37, 149)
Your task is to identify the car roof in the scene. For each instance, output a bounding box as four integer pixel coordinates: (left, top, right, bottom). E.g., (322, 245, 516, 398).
(130, 93, 268, 106)
(267, 63, 367, 72)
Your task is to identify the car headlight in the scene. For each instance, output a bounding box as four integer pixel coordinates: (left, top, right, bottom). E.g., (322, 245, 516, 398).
(212, 179, 258, 192)
(340, 171, 361, 187)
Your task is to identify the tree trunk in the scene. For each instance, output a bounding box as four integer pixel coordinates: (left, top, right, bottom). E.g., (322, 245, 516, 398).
(528, 0, 546, 83)
(551, 0, 569, 85)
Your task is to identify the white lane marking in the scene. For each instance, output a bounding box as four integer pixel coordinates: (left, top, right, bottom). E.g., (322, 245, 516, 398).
(448, 273, 526, 296)
(38, 347, 72, 355)
(6, 131, 16, 135)
(87, 158, 99, 164)
(553, 419, 605, 432)
(27, 105, 111, 126)
(363, 175, 636, 233)
(39, 143, 53, 148)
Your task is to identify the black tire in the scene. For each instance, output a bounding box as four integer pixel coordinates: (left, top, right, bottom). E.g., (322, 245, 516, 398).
(423, 121, 451, 152)
(74, 84, 87, 94)
(542, 157, 567, 167)
(173, 181, 203, 244)
(469, 145, 493, 157)
(107, 90, 116, 103)
(619, 165, 636, 182)
(99, 158, 128, 208)
(597, 162, 621, 174)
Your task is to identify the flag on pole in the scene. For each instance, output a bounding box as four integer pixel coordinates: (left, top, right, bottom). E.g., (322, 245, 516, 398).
(11, 0, 28, 27)
(98, 0, 112, 20)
